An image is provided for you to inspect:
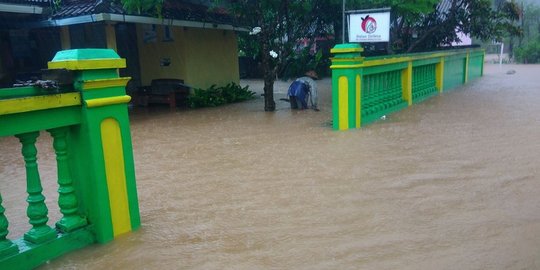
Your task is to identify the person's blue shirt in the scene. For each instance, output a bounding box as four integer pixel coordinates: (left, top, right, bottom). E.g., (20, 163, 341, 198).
(288, 80, 309, 108)
(287, 76, 318, 109)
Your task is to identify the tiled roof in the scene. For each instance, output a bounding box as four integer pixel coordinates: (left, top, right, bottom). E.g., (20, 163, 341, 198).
(50, 0, 236, 26)
(0, 0, 50, 6)
(51, 0, 124, 18)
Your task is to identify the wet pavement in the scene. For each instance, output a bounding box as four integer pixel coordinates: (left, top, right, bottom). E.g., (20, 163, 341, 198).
(1, 64, 540, 269)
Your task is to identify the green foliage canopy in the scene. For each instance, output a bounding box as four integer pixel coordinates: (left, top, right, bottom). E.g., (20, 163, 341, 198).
(121, 0, 521, 111)
(221, 0, 322, 111)
(354, 0, 520, 52)
(515, 2, 540, 63)
(119, 0, 163, 15)
(223, 0, 521, 110)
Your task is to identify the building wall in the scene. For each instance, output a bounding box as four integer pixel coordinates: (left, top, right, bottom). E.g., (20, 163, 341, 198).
(0, 55, 3, 75)
(182, 27, 240, 89)
(116, 23, 142, 89)
(0, 35, 6, 87)
(70, 24, 107, 49)
(136, 24, 239, 89)
(136, 24, 188, 86)
(0, 28, 61, 85)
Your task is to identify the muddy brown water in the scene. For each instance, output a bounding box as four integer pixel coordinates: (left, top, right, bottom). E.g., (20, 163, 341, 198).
(1, 64, 540, 269)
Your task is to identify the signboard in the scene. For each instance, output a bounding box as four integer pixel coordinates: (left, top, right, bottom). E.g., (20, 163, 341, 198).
(348, 10, 390, 43)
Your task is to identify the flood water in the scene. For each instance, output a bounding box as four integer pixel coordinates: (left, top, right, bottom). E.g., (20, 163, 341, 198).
(1, 64, 540, 269)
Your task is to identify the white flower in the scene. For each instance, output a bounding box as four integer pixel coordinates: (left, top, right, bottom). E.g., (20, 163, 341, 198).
(269, 50, 278, 58)
(249, 27, 261, 35)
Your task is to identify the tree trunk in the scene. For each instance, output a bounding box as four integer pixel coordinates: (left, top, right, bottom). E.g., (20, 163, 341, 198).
(263, 75, 276, 112)
(509, 36, 514, 60)
(261, 40, 276, 112)
(406, 25, 441, 53)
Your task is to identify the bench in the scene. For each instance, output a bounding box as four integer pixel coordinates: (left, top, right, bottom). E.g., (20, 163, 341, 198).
(136, 79, 190, 109)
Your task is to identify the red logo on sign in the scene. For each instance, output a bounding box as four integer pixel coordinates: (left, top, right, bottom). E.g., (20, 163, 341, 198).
(361, 15, 377, 34)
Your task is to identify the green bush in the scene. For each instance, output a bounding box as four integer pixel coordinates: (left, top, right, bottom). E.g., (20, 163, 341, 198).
(515, 40, 540, 63)
(187, 82, 255, 108)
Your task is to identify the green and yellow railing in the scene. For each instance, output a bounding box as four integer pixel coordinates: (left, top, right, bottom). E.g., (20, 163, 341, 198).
(0, 49, 140, 269)
(331, 44, 485, 130)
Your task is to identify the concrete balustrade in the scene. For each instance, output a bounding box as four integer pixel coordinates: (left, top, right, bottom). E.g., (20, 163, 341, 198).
(331, 44, 485, 130)
(0, 49, 140, 269)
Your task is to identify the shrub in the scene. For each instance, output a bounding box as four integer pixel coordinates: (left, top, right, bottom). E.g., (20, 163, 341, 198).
(187, 83, 255, 108)
(515, 39, 540, 63)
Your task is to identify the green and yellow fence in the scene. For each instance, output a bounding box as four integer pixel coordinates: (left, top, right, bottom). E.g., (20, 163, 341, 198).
(0, 49, 140, 269)
(331, 44, 485, 130)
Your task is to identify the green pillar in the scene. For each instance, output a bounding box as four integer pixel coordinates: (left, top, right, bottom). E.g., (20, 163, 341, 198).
(0, 194, 18, 257)
(330, 44, 364, 130)
(16, 132, 57, 244)
(481, 51, 485, 76)
(48, 49, 140, 243)
(48, 127, 88, 232)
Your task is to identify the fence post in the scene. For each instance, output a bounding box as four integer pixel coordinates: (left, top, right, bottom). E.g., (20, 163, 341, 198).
(330, 44, 364, 130)
(48, 49, 141, 243)
(464, 51, 470, 83)
(47, 127, 87, 233)
(436, 57, 445, 93)
(0, 194, 18, 257)
(481, 51, 485, 76)
(402, 62, 413, 106)
(16, 132, 57, 244)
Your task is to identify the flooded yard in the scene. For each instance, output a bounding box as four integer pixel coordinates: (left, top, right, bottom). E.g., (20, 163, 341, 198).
(1, 64, 540, 269)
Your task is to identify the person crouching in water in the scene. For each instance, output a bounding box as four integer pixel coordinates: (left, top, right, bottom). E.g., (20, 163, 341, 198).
(287, 70, 319, 111)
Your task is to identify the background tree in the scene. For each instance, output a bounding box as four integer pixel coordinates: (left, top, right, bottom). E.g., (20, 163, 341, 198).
(119, 0, 163, 15)
(296, 0, 439, 47)
(514, 1, 540, 63)
(520, 2, 540, 44)
(222, 0, 318, 111)
(226, 0, 520, 111)
(120, 0, 519, 111)
(350, 0, 520, 52)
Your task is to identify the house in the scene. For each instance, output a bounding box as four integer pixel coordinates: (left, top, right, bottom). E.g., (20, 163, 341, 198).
(0, 0, 244, 91)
